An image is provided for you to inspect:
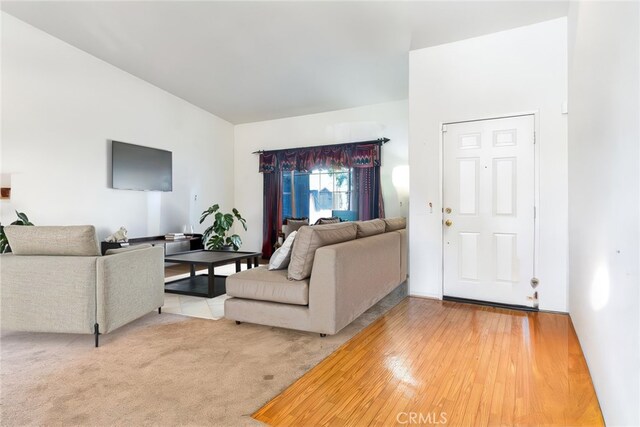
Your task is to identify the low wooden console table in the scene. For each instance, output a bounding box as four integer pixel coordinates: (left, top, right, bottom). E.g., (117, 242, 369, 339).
(101, 234, 203, 255)
(164, 250, 261, 298)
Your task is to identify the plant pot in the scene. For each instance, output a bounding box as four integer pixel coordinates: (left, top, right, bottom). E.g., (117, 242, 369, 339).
(219, 244, 235, 252)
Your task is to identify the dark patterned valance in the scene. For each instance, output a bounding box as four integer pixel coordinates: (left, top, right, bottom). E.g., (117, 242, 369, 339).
(258, 140, 385, 173)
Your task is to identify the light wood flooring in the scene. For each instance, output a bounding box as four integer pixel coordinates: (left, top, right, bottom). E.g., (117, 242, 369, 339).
(253, 297, 603, 426)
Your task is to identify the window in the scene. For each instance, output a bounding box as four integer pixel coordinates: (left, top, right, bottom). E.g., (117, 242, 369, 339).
(282, 168, 356, 224)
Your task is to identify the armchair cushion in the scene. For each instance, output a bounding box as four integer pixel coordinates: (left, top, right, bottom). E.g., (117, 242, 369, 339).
(5, 225, 101, 256)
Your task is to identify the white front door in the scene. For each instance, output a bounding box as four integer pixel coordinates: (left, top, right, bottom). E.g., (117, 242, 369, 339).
(443, 115, 535, 307)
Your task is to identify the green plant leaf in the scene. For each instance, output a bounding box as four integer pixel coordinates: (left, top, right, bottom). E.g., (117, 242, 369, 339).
(199, 204, 247, 250)
(202, 225, 214, 243)
(199, 204, 220, 223)
(0, 224, 7, 254)
(232, 209, 248, 231)
(206, 235, 225, 250)
(227, 234, 242, 251)
(222, 213, 234, 228)
(16, 211, 29, 223)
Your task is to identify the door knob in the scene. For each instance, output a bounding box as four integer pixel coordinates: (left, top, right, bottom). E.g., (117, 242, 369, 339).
(445, 219, 453, 227)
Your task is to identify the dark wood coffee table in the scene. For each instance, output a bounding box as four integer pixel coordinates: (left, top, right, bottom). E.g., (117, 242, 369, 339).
(164, 250, 261, 298)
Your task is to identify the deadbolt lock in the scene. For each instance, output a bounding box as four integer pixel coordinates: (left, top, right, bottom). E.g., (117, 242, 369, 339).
(445, 207, 452, 214)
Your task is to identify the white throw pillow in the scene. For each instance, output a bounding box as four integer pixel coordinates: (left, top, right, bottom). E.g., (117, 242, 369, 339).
(268, 231, 297, 270)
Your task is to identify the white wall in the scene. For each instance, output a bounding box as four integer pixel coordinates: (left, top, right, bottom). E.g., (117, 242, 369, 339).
(408, 18, 568, 311)
(1, 13, 235, 239)
(567, 2, 639, 425)
(234, 100, 408, 252)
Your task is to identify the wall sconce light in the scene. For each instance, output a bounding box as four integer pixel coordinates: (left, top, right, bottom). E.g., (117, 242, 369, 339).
(392, 165, 410, 199)
(0, 174, 11, 200)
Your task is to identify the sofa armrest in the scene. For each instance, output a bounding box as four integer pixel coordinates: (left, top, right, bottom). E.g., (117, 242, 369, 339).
(96, 246, 164, 333)
(309, 232, 402, 334)
(0, 253, 98, 334)
(307, 248, 339, 334)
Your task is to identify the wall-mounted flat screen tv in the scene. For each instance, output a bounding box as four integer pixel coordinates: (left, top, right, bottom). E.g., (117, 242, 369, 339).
(111, 141, 172, 191)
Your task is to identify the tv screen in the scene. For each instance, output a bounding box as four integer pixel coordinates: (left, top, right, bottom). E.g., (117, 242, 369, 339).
(111, 141, 172, 191)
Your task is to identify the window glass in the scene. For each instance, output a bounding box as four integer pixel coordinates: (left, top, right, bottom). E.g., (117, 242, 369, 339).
(282, 167, 356, 224)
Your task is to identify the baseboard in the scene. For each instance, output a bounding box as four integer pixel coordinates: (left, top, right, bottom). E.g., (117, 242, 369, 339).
(442, 295, 538, 312)
(408, 291, 442, 300)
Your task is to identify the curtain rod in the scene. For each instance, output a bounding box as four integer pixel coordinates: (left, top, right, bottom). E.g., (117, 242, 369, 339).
(251, 137, 390, 154)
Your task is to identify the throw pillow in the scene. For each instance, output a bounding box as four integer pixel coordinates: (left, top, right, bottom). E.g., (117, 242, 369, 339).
(4, 225, 101, 256)
(288, 222, 357, 280)
(283, 218, 309, 239)
(383, 217, 407, 232)
(355, 219, 386, 238)
(313, 217, 340, 225)
(284, 217, 308, 224)
(269, 231, 297, 270)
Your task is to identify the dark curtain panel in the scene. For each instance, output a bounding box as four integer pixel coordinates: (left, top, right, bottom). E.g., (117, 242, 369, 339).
(354, 166, 385, 220)
(261, 170, 282, 259)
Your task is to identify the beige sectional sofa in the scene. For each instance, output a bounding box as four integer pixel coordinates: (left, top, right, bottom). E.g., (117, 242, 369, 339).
(225, 218, 407, 336)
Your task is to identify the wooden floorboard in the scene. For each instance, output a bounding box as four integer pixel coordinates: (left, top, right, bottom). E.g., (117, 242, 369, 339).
(253, 297, 603, 426)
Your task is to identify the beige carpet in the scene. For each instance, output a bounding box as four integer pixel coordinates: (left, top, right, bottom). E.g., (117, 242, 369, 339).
(1, 284, 407, 426)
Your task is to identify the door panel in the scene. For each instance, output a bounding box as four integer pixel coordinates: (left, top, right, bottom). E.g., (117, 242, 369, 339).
(443, 115, 535, 306)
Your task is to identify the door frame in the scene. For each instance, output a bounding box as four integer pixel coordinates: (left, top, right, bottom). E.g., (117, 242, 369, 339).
(439, 111, 541, 304)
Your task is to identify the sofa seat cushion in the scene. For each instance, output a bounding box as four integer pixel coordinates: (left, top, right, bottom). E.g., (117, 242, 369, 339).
(226, 266, 309, 305)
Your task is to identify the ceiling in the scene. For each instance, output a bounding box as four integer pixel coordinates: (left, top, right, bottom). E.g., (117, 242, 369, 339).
(1, 1, 569, 124)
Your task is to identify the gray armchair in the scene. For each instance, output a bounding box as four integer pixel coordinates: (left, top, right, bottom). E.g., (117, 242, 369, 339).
(0, 225, 164, 346)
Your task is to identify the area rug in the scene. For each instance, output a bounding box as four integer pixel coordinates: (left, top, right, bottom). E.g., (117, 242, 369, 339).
(162, 293, 230, 320)
(0, 284, 407, 426)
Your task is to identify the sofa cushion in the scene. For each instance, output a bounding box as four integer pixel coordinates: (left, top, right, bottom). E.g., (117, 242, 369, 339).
(227, 266, 309, 305)
(313, 217, 340, 225)
(383, 217, 406, 232)
(288, 222, 357, 280)
(284, 217, 308, 226)
(355, 219, 386, 238)
(282, 218, 308, 239)
(268, 231, 297, 270)
(5, 225, 101, 256)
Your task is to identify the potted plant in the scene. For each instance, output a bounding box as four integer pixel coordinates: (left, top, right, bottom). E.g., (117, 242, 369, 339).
(0, 211, 34, 253)
(199, 204, 247, 251)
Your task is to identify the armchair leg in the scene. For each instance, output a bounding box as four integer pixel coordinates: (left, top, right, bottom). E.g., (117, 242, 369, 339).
(158, 307, 162, 314)
(94, 323, 100, 347)
(320, 333, 326, 338)
(235, 321, 242, 325)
